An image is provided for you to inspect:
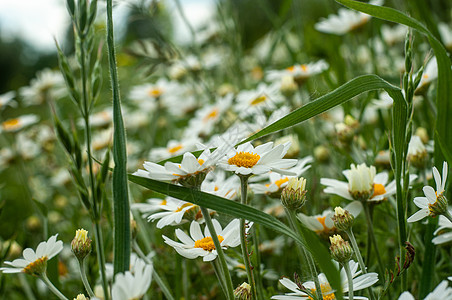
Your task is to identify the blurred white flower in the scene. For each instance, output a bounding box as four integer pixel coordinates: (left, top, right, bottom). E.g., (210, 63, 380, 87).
(1, 114, 39, 132)
(266, 60, 328, 83)
(398, 280, 452, 299)
(0, 91, 16, 110)
(112, 257, 153, 300)
(20, 68, 65, 105)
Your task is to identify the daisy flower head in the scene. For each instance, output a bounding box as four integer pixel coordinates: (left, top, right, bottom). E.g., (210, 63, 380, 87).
(250, 156, 312, 196)
(148, 138, 200, 162)
(314, 0, 383, 35)
(132, 197, 199, 229)
(398, 280, 452, 300)
(0, 91, 16, 110)
(1, 114, 39, 133)
(321, 163, 416, 203)
(266, 60, 329, 85)
(408, 162, 449, 222)
(162, 219, 242, 262)
(1, 234, 63, 276)
(19, 68, 65, 105)
(234, 83, 284, 118)
(218, 141, 298, 177)
(112, 257, 153, 300)
(272, 260, 378, 299)
(134, 146, 227, 188)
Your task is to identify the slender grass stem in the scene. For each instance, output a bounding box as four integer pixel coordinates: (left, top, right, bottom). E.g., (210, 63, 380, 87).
(285, 209, 323, 300)
(79, 258, 95, 297)
(252, 225, 265, 300)
(40, 273, 68, 300)
(363, 203, 385, 276)
(18, 274, 36, 300)
(343, 262, 354, 300)
(345, 228, 376, 300)
(212, 259, 227, 297)
(239, 176, 257, 300)
(200, 206, 235, 300)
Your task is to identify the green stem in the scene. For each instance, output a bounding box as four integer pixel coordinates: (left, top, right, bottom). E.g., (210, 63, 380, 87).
(40, 273, 69, 300)
(252, 225, 265, 300)
(79, 258, 95, 297)
(343, 262, 354, 300)
(239, 176, 257, 300)
(212, 260, 227, 297)
(363, 203, 385, 276)
(106, 0, 131, 275)
(285, 209, 323, 300)
(93, 222, 110, 300)
(200, 206, 235, 300)
(133, 241, 175, 300)
(346, 229, 375, 300)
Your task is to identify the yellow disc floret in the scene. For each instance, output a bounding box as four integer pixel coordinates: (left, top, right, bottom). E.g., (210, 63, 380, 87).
(228, 152, 260, 168)
(195, 236, 224, 251)
(372, 183, 386, 198)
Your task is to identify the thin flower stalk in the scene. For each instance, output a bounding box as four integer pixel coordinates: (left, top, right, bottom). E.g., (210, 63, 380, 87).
(239, 175, 258, 300)
(78, 259, 95, 298)
(343, 261, 354, 300)
(40, 273, 69, 300)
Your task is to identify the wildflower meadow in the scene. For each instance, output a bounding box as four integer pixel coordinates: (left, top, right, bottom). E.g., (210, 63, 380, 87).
(1, 0, 452, 299)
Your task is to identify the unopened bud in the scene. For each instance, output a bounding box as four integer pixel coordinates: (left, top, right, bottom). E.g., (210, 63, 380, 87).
(71, 229, 92, 261)
(281, 177, 307, 211)
(415, 127, 429, 144)
(332, 207, 354, 231)
(74, 294, 88, 300)
(329, 234, 353, 264)
(407, 135, 428, 169)
(314, 145, 330, 163)
(280, 75, 298, 97)
(234, 282, 252, 300)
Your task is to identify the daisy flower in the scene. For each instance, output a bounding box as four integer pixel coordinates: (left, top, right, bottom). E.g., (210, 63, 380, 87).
(218, 141, 298, 176)
(1, 234, 63, 276)
(407, 135, 428, 168)
(134, 147, 227, 188)
(132, 197, 198, 229)
(439, 23, 452, 51)
(321, 163, 417, 202)
(0, 91, 16, 110)
(314, 0, 383, 35)
(432, 215, 452, 245)
(272, 260, 378, 299)
(148, 138, 200, 162)
(234, 83, 284, 118)
(266, 60, 329, 84)
(112, 257, 153, 300)
(398, 280, 452, 300)
(201, 171, 240, 200)
(407, 162, 449, 222)
(19, 68, 65, 105)
(298, 201, 363, 239)
(1, 114, 39, 133)
(128, 78, 177, 112)
(250, 156, 313, 195)
(162, 219, 242, 262)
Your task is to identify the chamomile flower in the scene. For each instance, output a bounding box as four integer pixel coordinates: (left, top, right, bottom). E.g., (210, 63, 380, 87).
(321, 163, 416, 202)
(314, 0, 383, 35)
(250, 156, 313, 195)
(128, 79, 176, 112)
(162, 219, 242, 261)
(432, 215, 452, 245)
(201, 171, 240, 200)
(272, 260, 378, 299)
(298, 201, 362, 239)
(132, 197, 198, 228)
(234, 83, 284, 117)
(134, 147, 226, 188)
(149, 138, 200, 162)
(111, 257, 153, 300)
(266, 60, 329, 84)
(398, 280, 452, 300)
(408, 162, 449, 222)
(218, 141, 297, 176)
(19, 68, 65, 105)
(1, 114, 39, 133)
(1, 234, 63, 276)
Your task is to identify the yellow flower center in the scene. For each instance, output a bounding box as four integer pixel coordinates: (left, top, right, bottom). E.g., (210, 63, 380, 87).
(228, 152, 260, 168)
(2, 118, 20, 130)
(265, 177, 289, 189)
(160, 199, 167, 205)
(149, 88, 162, 97)
(316, 216, 329, 232)
(250, 95, 267, 106)
(309, 283, 335, 300)
(198, 159, 205, 165)
(423, 74, 429, 79)
(194, 235, 224, 251)
(203, 108, 219, 122)
(175, 203, 194, 212)
(168, 144, 183, 154)
(301, 64, 308, 72)
(286, 65, 296, 72)
(372, 183, 386, 198)
(23, 256, 48, 276)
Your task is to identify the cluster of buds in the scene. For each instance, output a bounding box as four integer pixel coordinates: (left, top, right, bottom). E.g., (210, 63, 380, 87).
(348, 163, 376, 202)
(335, 115, 360, 144)
(234, 282, 252, 300)
(329, 234, 353, 264)
(71, 229, 92, 261)
(332, 206, 355, 231)
(281, 177, 307, 211)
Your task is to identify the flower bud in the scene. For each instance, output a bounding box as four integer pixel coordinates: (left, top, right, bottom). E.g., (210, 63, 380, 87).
(332, 207, 355, 231)
(234, 282, 252, 300)
(348, 163, 375, 202)
(329, 234, 353, 264)
(74, 294, 88, 300)
(407, 135, 428, 169)
(71, 229, 92, 261)
(281, 177, 307, 211)
(314, 145, 330, 163)
(280, 75, 298, 97)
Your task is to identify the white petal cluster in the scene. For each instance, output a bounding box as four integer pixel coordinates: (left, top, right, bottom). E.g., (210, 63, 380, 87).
(112, 257, 153, 300)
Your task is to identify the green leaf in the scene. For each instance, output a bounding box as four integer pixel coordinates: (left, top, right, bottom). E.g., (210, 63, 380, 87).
(240, 74, 405, 144)
(128, 174, 343, 299)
